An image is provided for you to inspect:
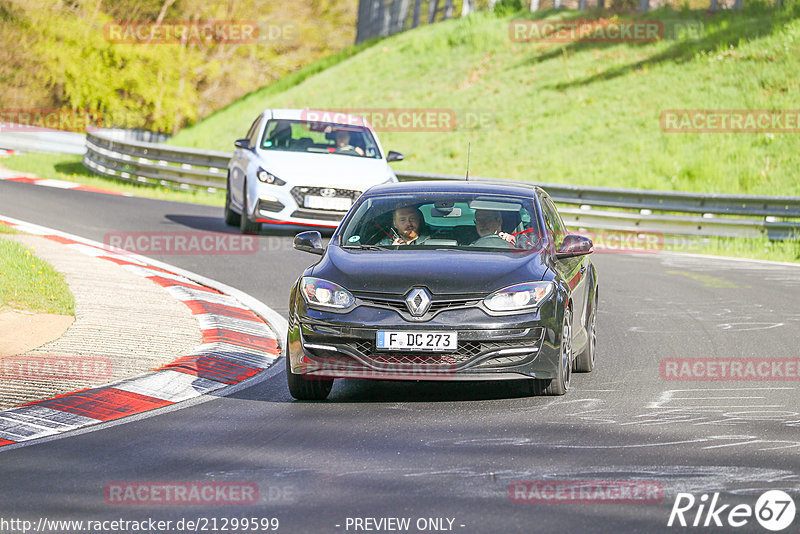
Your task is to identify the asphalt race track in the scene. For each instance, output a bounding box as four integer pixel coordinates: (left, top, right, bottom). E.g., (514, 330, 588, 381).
(1, 180, 799, 533)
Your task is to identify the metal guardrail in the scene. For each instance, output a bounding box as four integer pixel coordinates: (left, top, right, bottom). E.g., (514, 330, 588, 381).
(396, 171, 800, 218)
(0, 130, 86, 155)
(84, 132, 229, 190)
(83, 130, 800, 240)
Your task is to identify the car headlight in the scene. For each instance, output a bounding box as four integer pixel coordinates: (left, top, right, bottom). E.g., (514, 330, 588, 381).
(484, 281, 554, 312)
(301, 277, 354, 309)
(257, 167, 285, 185)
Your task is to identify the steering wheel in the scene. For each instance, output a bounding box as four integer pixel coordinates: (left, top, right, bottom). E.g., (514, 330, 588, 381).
(334, 145, 359, 155)
(471, 234, 513, 248)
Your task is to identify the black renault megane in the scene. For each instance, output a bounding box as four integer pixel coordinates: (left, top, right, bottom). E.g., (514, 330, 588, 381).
(286, 181, 598, 400)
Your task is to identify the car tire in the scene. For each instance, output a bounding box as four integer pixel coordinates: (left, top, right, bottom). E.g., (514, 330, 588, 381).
(239, 182, 261, 234)
(285, 350, 334, 401)
(534, 308, 572, 396)
(573, 294, 597, 373)
(224, 175, 241, 227)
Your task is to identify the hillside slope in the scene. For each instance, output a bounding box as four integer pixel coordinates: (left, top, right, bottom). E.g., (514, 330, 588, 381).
(170, 5, 800, 196)
(0, 0, 356, 133)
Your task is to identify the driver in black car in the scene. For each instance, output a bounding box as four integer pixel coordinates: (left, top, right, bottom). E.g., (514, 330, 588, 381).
(472, 209, 516, 247)
(376, 206, 432, 246)
(334, 130, 365, 156)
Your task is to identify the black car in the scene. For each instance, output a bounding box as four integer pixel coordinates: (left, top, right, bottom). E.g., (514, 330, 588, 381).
(286, 181, 598, 400)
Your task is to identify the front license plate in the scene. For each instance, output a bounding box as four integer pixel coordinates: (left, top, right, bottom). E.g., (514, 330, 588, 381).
(304, 195, 351, 211)
(376, 331, 458, 351)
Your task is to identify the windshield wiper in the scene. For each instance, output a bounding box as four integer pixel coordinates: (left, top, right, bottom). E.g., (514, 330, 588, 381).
(342, 244, 390, 250)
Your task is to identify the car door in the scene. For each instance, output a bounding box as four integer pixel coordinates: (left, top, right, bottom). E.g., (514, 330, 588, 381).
(540, 194, 587, 337)
(230, 115, 262, 208)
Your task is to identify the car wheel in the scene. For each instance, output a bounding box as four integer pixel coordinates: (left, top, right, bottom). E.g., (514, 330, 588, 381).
(573, 294, 597, 373)
(534, 308, 572, 396)
(285, 349, 334, 401)
(224, 175, 241, 227)
(239, 182, 261, 234)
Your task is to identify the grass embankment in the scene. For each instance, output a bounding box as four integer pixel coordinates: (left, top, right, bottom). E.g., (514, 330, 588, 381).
(0, 226, 75, 315)
(2, 5, 797, 262)
(171, 4, 800, 197)
(663, 234, 800, 263)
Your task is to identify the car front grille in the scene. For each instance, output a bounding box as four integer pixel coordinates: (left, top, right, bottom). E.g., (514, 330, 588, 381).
(290, 209, 345, 222)
(304, 336, 541, 370)
(352, 292, 482, 320)
(290, 186, 362, 210)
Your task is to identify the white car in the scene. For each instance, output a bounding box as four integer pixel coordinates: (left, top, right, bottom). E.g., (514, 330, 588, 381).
(225, 109, 403, 233)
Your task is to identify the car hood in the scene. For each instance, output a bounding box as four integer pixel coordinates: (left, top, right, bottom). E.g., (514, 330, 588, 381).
(313, 246, 550, 296)
(256, 150, 396, 189)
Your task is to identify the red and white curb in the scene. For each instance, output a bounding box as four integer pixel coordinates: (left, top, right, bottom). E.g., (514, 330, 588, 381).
(0, 167, 131, 196)
(0, 149, 18, 157)
(0, 216, 287, 449)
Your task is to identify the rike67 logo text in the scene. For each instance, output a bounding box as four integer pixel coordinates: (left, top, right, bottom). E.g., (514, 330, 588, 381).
(668, 491, 796, 531)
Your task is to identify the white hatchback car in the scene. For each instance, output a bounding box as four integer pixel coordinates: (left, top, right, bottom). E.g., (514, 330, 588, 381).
(225, 109, 403, 233)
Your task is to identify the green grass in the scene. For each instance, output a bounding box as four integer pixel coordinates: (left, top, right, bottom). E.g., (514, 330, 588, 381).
(665, 233, 800, 263)
(1, 153, 225, 206)
(0, 236, 75, 315)
(168, 4, 800, 197)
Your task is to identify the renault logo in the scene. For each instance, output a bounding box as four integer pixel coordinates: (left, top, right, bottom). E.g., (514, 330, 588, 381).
(405, 288, 432, 317)
(319, 188, 337, 197)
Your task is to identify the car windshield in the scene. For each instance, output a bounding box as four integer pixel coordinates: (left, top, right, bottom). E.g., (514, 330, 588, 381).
(260, 119, 381, 159)
(339, 192, 543, 251)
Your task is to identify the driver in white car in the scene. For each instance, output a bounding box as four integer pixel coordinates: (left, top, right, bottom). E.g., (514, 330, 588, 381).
(334, 130, 365, 156)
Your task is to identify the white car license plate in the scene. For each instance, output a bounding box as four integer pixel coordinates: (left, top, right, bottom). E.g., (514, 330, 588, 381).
(304, 195, 351, 211)
(376, 331, 458, 351)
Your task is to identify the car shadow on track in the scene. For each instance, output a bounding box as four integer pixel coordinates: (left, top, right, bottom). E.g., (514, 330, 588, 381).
(165, 214, 334, 238)
(226, 369, 570, 403)
(164, 214, 250, 233)
(327, 378, 545, 403)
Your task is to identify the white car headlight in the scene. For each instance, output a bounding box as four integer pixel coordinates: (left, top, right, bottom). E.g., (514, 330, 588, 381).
(484, 281, 554, 312)
(301, 277, 354, 309)
(257, 167, 285, 185)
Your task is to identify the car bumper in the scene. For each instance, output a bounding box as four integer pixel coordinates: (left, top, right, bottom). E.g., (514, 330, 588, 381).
(250, 184, 355, 229)
(287, 301, 564, 382)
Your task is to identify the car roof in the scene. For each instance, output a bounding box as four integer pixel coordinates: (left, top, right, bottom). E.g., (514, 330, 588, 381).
(363, 180, 546, 198)
(262, 108, 370, 128)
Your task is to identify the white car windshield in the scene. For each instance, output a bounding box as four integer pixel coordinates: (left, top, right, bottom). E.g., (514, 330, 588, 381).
(260, 119, 381, 159)
(339, 193, 543, 251)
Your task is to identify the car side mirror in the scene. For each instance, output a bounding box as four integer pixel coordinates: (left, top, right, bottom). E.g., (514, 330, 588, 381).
(294, 231, 324, 255)
(386, 151, 404, 162)
(555, 235, 593, 259)
(234, 138, 252, 149)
